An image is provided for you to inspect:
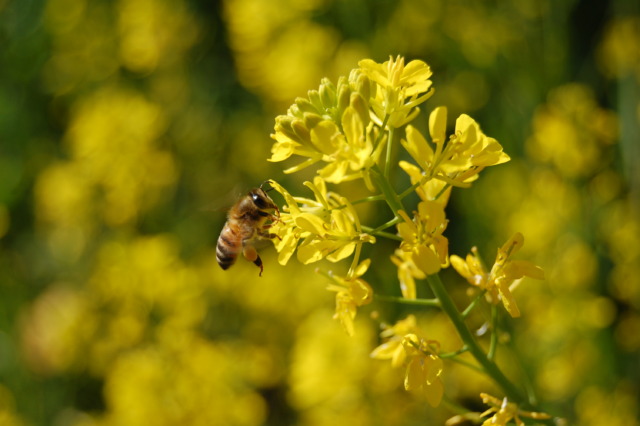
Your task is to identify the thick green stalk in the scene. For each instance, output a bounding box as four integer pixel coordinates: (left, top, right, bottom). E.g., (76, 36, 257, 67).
(369, 165, 405, 218)
(426, 274, 525, 403)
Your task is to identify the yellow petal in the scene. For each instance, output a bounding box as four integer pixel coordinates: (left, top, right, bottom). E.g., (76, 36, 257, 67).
(398, 264, 417, 300)
(296, 238, 325, 264)
(402, 59, 432, 86)
(498, 232, 525, 260)
(342, 106, 365, 148)
(424, 378, 444, 407)
(413, 245, 441, 275)
(455, 114, 478, 145)
(325, 241, 356, 262)
(497, 281, 521, 318)
(450, 255, 472, 279)
(353, 258, 371, 277)
(295, 213, 326, 235)
(310, 120, 341, 155)
(429, 106, 447, 145)
(274, 227, 298, 265)
(391, 345, 407, 368)
(425, 355, 443, 384)
(318, 161, 349, 183)
(370, 341, 400, 360)
(349, 278, 373, 306)
(404, 357, 424, 391)
(268, 138, 299, 162)
(402, 125, 434, 169)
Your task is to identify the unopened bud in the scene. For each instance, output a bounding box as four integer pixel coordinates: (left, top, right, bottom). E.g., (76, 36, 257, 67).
(303, 112, 323, 129)
(319, 78, 336, 109)
(350, 93, 370, 126)
(291, 118, 310, 143)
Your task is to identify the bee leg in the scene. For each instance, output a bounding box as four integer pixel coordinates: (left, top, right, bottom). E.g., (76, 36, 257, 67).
(257, 230, 281, 241)
(243, 245, 264, 276)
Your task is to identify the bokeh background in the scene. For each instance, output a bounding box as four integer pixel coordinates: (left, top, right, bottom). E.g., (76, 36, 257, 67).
(1, 0, 639, 424)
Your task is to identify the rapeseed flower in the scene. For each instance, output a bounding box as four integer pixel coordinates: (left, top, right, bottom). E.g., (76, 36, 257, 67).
(401, 107, 510, 188)
(450, 233, 545, 317)
(478, 392, 551, 426)
(395, 201, 449, 280)
(370, 315, 421, 367)
(371, 316, 443, 407)
(325, 259, 373, 336)
(359, 55, 434, 128)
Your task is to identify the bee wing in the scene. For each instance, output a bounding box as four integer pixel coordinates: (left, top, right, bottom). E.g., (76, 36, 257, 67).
(199, 182, 246, 214)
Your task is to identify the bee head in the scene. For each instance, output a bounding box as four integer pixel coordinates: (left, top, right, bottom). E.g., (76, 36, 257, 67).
(250, 188, 276, 211)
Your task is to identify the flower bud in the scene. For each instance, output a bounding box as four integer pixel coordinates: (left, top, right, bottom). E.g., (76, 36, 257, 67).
(303, 112, 324, 129)
(291, 118, 311, 143)
(308, 89, 323, 112)
(337, 84, 351, 113)
(295, 97, 317, 114)
(350, 92, 370, 126)
(356, 73, 371, 101)
(319, 78, 336, 110)
(275, 116, 300, 142)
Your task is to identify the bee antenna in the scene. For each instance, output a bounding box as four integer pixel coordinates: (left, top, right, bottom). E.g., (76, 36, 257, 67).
(260, 180, 275, 192)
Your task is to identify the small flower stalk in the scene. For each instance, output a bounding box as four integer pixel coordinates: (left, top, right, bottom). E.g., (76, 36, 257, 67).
(261, 56, 551, 420)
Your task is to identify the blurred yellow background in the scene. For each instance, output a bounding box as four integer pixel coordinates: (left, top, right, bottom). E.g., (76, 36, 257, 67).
(1, 0, 638, 424)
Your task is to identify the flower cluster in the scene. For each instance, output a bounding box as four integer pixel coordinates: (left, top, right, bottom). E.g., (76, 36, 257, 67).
(269, 56, 435, 187)
(263, 55, 547, 416)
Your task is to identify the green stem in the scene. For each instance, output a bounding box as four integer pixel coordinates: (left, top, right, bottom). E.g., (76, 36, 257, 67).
(371, 216, 402, 233)
(370, 165, 405, 218)
(351, 194, 386, 205)
(439, 345, 469, 359)
(398, 181, 421, 200)
(445, 356, 484, 374)
(427, 274, 525, 403)
(374, 294, 440, 307)
(461, 290, 487, 319)
(360, 227, 402, 241)
(488, 304, 498, 361)
(384, 125, 396, 178)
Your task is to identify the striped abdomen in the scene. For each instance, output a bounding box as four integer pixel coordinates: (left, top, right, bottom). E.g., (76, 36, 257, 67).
(216, 222, 242, 270)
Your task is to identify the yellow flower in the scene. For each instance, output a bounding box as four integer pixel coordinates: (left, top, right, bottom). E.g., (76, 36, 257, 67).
(325, 259, 373, 336)
(396, 201, 449, 278)
(450, 233, 545, 317)
(398, 160, 451, 205)
(390, 248, 425, 299)
(370, 315, 420, 367)
(401, 107, 510, 189)
(403, 334, 444, 407)
(479, 393, 551, 426)
(371, 316, 444, 407)
(359, 55, 434, 128)
(268, 178, 375, 266)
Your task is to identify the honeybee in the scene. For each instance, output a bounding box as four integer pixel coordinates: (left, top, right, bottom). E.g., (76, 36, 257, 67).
(216, 183, 280, 276)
